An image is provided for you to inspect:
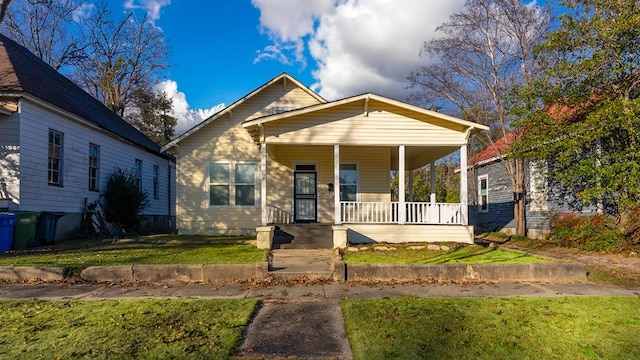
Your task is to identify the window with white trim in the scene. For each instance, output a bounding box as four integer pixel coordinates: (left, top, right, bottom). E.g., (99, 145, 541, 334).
(209, 162, 256, 206)
(48, 129, 63, 186)
(235, 163, 255, 206)
(89, 143, 100, 191)
(339, 163, 357, 201)
(478, 174, 488, 213)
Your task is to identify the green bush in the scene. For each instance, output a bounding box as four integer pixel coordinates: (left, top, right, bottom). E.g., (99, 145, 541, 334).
(101, 167, 149, 231)
(549, 212, 626, 251)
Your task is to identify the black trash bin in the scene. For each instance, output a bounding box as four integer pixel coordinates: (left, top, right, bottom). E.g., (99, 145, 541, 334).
(36, 212, 66, 245)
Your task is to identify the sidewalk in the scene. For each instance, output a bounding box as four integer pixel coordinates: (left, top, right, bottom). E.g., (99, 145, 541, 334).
(0, 281, 637, 301)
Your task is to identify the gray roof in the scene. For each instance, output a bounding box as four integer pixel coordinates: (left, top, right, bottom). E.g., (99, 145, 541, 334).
(0, 33, 167, 158)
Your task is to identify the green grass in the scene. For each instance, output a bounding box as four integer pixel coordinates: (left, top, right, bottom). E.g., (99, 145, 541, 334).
(342, 244, 549, 264)
(342, 296, 640, 360)
(0, 236, 266, 267)
(0, 298, 257, 359)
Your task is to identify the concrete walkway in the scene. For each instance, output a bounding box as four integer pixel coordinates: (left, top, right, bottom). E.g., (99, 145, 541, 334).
(0, 281, 638, 301)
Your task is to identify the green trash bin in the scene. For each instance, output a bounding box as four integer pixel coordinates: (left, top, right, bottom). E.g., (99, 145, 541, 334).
(13, 212, 40, 250)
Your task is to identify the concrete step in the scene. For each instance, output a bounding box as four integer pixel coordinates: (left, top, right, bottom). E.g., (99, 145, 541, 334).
(269, 249, 334, 280)
(273, 224, 333, 249)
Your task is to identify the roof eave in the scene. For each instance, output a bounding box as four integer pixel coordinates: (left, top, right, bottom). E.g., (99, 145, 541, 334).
(242, 93, 491, 132)
(162, 73, 326, 151)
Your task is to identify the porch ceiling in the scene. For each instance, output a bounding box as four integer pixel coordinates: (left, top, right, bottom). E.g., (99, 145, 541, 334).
(391, 146, 460, 171)
(266, 144, 459, 171)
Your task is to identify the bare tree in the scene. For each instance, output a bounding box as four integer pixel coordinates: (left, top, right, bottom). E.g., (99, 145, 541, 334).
(408, 0, 551, 236)
(0, 0, 88, 70)
(72, 5, 170, 116)
(0, 0, 10, 23)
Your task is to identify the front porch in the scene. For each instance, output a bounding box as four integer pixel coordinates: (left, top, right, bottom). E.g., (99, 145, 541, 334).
(242, 94, 486, 249)
(254, 142, 474, 249)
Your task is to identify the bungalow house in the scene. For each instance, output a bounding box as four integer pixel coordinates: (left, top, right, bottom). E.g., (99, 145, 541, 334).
(467, 133, 596, 239)
(163, 73, 488, 248)
(0, 34, 175, 240)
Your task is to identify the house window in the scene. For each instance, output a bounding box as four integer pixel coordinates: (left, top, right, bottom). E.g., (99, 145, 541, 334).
(339, 163, 357, 201)
(135, 159, 143, 188)
(235, 163, 255, 206)
(153, 165, 159, 200)
(209, 162, 230, 206)
(209, 162, 256, 206)
(89, 144, 100, 191)
(478, 175, 488, 213)
(48, 129, 63, 185)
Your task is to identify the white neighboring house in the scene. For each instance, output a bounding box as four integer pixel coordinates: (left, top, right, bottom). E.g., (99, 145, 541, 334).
(0, 34, 175, 240)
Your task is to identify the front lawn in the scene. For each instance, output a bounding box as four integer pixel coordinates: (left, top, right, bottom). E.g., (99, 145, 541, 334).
(0, 298, 257, 359)
(342, 296, 640, 360)
(0, 236, 266, 267)
(342, 244, 549, 264)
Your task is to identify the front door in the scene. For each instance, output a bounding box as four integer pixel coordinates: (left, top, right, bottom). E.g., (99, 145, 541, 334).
(294, 167, 317, 222)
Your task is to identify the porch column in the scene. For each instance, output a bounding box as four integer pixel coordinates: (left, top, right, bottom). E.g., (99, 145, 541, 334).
(261, 142, 267, 226)
(399, 145, 405, 224)
(408, 170, 414, 202)
(334, 144, 340, 225)
(460, 145, 468, 225)
(430, 161, 436, 204)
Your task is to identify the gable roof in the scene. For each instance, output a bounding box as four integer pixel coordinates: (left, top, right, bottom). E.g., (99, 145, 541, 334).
(0, 33, 166, 157)
(242, 92, 489, 142)
(162, 73, 327, 151)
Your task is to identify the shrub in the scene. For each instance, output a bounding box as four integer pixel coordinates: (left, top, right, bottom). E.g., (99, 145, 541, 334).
(101, 167, 149, 231)
(620, 204, 640, 249)
(549, 212, 625, 252)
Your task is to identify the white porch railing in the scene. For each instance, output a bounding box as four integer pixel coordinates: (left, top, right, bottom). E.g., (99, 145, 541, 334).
(340, 202, 399, 223)
(340, 201, 461, 225)
(266, 206, 293, 224)
(405, 202, 461, 224)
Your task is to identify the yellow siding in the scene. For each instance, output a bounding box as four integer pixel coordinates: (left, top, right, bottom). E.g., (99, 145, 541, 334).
(263, 103, 468, 146)
(175, 78, 323, 235)
(346, 224, 474, 244)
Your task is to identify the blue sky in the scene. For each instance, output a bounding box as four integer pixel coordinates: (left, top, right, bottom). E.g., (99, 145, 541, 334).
(117, 0, 468, 134)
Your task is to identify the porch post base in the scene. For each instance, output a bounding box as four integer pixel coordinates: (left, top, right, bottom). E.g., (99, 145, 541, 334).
(332, 225, 348, 249)
(256, 226, 275, 249)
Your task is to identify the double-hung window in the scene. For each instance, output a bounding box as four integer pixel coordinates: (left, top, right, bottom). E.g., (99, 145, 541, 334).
(135, 159, 143, 189)
(235, 163, 255, 206)
(48, 129, 63, 186)
(89, 144, 100, 191)
(209, 162, 256, 206)
(339, 163, 358, 201)
(478, 175, 488, 213)
(153, 165, 159, 200)
(210, 163, 230, 206)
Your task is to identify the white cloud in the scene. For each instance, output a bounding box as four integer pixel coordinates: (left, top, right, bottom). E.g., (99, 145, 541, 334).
(156, 80, 225, 138)
(123, 0, 171, 22)
(72, 3, 95, 22)
(252, 0, 465, 101)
